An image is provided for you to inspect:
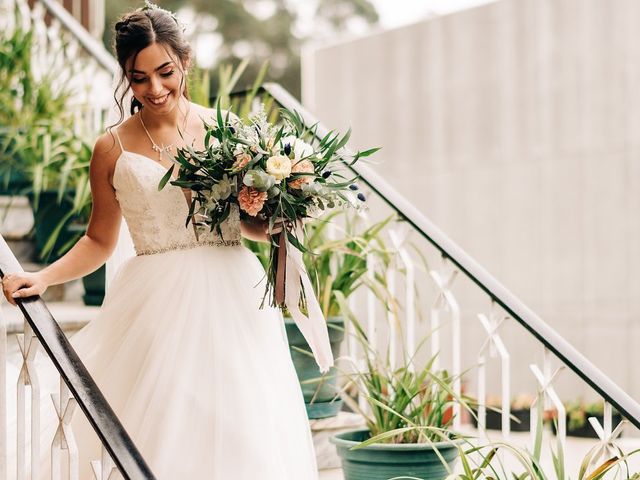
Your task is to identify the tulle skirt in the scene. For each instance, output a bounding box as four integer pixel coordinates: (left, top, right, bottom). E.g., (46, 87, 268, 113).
(9, 244, 318, 479)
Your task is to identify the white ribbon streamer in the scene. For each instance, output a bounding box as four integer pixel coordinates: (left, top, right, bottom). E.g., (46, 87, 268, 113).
(284, 231, 334, 374)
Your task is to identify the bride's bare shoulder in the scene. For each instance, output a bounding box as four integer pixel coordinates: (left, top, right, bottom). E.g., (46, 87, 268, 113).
(93, 131, 121, 160)
(91, 119, 135, 174)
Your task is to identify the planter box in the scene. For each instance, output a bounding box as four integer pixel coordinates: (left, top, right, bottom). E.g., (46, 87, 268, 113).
(471, 408, 531, 432)
(552, 413, 623, 438)
(285, 316, 344, 419)
(331, 429, 460, 480)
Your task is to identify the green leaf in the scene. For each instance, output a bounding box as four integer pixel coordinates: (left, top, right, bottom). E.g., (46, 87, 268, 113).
(158, 165, 175, 190)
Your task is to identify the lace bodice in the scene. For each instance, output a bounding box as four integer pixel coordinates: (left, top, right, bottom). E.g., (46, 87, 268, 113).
(112, 150, 241, 256)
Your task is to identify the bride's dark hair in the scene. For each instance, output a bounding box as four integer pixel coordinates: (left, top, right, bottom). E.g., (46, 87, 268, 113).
(110, 6, 192, 127)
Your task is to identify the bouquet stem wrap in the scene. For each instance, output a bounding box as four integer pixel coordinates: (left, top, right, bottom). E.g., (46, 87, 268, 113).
(275, 227, 334, 374)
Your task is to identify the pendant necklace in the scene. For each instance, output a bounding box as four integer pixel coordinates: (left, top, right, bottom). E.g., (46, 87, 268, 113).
(138, 111, 175, 163)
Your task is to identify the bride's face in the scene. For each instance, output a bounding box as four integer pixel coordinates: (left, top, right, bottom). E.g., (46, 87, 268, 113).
(127, 42, 187, 115)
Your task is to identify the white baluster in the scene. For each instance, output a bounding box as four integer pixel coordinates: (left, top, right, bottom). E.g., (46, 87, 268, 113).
(0, 0, 15, 32)
(429, 260, 461, 428)
(530, 349, 565, 453)
(15, 0, 31, 32)
(386, 266, 396, 371)
(585, 401, 626, 470)
(51, 379, 79, 480)
(91, 447, 117, 480)
(477, 354, 486, 435)
(389, 228, 416, 370)
(16, 320, 41, 480)
(29, 2, 48, 82)
(366, 252, 377, 358)
(476, 303, 510, 438)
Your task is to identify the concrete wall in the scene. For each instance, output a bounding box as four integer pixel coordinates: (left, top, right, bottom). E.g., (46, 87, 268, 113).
(303, 0, 640, 401)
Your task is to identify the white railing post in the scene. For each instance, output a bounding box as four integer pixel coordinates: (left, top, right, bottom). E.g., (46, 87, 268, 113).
(389, 227, 416, 370)
(585, 401, 626, 470)
(429, 260, 461, 429)
(366, 252, 377, 359)
(51, 379, 79, 480)
(530, 349, 565, 453)
(16, 319, 42, 480)
(91, 447, 117, 480)
(476, 303, 510, 438)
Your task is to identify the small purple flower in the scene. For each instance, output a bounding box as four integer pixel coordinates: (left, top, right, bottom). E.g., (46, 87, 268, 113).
(349, 184, 359, 191)
(357, 193, 366, 202)
(322, 170, 331, 179)
(284, 143, 292, 156)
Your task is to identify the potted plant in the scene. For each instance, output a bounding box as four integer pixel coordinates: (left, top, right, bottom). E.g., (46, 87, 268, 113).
(329, 314, 466, 480)
(445, 392, 633, 480)
(245, 211, 393, 419)
(0, 28, 69, 195)
(21, 123, 93, 263)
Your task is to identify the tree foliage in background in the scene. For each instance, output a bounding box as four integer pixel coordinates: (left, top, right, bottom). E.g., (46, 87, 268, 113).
(103, 0, 379, 99)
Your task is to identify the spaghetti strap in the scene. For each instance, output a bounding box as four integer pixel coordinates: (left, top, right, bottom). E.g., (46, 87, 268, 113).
(113, 127, 125, 153)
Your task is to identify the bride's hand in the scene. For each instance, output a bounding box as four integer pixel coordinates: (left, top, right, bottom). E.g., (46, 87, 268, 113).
(1, 272, 48, 306)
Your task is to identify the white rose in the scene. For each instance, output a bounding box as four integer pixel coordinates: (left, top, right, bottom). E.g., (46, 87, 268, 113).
(266, 155, 292, 181)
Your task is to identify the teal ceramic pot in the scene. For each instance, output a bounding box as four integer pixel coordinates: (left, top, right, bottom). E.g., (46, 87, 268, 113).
(82, 264, 106, 306)
(27, 191, 79, 263)
(0, 168, 29, 195)
(284, 316, 344, 419)
(331, 429, 460, 480)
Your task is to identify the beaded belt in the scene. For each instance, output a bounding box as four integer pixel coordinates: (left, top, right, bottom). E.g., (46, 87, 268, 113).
(136, 238, 241, 256)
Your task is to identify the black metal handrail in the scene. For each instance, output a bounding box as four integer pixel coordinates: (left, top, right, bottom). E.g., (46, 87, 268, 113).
(257, 82, 640, 430)
(0, 236, 155, 479)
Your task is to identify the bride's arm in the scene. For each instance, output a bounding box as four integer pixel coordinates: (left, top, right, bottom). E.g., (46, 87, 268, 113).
(2, 133, 122, 305)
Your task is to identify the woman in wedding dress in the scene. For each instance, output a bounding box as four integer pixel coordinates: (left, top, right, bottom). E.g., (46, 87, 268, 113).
(1, 5, 320, 479)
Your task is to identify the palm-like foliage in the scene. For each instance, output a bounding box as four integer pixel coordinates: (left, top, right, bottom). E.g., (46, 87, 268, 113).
(336, 309, 467, 445)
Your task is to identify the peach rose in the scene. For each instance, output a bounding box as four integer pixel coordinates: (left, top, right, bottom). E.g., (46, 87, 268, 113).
(289, 159, 314, 189)
(233, 152, 251, 170)
(238, 186, 267, 217)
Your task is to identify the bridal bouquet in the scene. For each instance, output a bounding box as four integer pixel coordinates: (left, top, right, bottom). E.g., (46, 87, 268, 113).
(160, 104, 377, 372)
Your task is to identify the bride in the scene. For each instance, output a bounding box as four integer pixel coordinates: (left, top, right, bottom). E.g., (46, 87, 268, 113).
(1, 4, 321, 479)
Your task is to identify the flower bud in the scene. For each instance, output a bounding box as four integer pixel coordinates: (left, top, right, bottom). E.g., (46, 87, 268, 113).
(357, 193, 366, 202)
(284, 143, 292, 156)
(322, 170, 331, 179)
(349, 184, 359, 191)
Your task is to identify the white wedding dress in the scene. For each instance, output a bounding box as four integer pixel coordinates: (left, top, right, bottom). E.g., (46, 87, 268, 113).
(29, 129, 318, 478)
